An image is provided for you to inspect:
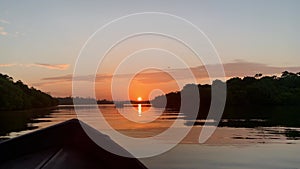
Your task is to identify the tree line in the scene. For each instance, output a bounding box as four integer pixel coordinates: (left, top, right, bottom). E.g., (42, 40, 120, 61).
(0, 74, 58, 110)
(152, 71, 300, 119)
(56, 97, 151, 105)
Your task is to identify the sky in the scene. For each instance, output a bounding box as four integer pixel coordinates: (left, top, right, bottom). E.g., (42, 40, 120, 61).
(0, 0, 300, 100)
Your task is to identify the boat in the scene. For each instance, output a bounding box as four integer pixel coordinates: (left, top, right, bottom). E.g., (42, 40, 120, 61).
(0, 119, 147, 169)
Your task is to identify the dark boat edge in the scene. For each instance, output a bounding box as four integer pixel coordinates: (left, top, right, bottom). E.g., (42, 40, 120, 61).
(0, 118, 147, 169)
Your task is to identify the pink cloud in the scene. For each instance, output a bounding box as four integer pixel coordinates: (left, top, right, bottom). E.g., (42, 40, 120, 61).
(0, 63, 16, 67)
(33, 63, 69, 70)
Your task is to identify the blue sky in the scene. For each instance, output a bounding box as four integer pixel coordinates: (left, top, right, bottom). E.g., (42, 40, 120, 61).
(0, 0, 299, 98)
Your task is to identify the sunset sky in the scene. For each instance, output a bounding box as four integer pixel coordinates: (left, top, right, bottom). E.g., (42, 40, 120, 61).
(1, 0, 300, 100)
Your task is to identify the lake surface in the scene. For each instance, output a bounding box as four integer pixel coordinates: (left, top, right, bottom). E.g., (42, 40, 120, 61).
(0, 105, 300, 168)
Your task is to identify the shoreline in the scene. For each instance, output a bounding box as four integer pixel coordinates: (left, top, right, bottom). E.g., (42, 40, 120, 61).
(0, 105, 58, 113)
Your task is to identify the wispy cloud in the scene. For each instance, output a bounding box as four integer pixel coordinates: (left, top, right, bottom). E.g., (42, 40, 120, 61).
(222, 60, 300, 77)
(0, 63, 69, 70)
(33, 63, 69, 70)
(42, 74, 73, 81)
(40, 60, 300, 85)
(0, 26, 8, 36)
(0, 19, 10, 24)
(40, 73, 112, 84)
(0, 63, 16, 67)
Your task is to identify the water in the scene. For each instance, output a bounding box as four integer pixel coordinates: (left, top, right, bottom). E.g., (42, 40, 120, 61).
(0, 105, 300, 168)
(142, 144, 300, 169)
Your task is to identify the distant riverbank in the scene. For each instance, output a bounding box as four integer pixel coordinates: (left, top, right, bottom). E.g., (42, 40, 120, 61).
(56, 97, 151, 105)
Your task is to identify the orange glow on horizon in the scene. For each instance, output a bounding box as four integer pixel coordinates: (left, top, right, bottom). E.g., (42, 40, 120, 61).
(128, 69, 180, 101)
(94, 68, 182, 101)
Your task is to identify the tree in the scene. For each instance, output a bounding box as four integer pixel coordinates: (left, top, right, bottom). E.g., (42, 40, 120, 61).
(0, 73, 58, 110)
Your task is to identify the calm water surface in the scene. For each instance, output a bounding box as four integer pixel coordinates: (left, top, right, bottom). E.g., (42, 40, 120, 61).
(0, 105, 299, 169)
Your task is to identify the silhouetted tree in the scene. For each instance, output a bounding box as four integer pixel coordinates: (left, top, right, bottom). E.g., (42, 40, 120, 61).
(152, 71, 300, 119)
(0, 73, 58, 110)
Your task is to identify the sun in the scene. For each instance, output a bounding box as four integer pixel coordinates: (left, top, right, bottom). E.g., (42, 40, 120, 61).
(137, 97, 142, 101)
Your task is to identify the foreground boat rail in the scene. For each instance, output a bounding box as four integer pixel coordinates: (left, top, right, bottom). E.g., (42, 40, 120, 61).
(0, 119, 147, 169)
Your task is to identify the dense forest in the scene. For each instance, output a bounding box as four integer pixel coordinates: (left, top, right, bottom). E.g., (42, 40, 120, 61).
(152, 71, 300, 122)
(227, 71, 300, 105)
(0, 74, 58, 110)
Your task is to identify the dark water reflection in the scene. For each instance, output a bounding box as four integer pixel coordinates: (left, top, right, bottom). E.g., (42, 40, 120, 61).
(0, 108, 52, 138)
(186, 106, 300, 127)
(185, 105, 300, 140)
(223, 106, 300, 127)
(1, 105, 300, 142)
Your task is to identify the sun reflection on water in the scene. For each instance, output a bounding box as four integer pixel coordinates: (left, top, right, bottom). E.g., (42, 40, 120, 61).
(138, 104, 142, 116)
